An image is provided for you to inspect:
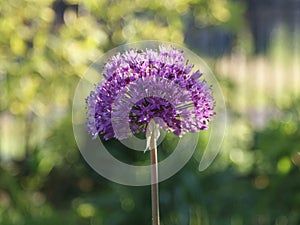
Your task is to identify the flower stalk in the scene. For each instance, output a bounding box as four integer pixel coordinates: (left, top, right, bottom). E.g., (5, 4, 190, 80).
(150, 120, 160, 225)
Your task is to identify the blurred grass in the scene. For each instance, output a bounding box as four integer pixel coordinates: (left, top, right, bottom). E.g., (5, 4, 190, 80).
(216, 26, 300, 116)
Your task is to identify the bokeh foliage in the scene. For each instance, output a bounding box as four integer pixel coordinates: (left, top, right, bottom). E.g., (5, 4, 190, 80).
(1, 0, 299, 224)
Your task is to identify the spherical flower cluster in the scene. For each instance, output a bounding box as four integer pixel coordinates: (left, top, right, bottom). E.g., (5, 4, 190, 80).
(86, 45, 215, 140)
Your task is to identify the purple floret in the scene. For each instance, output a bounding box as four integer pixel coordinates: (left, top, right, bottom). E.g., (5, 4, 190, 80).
(86, 45, 215, 140)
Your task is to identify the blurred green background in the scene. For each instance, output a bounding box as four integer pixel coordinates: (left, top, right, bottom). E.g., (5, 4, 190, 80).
(1, 0, 300, 224)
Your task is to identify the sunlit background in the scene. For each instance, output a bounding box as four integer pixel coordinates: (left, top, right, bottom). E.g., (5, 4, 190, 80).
(1, 0, 300, 224)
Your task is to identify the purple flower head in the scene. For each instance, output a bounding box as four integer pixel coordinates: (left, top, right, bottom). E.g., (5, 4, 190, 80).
(86, 45, 215, 140)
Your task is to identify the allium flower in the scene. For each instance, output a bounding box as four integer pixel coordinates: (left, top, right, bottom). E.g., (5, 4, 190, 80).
(86, 45, 215, 140)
